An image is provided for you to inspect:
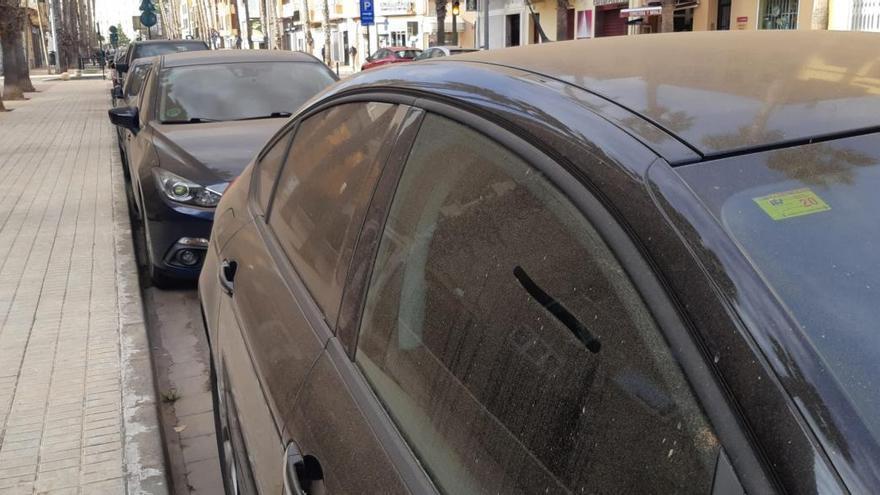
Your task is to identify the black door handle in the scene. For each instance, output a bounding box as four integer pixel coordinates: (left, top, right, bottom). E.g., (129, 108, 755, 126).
(284, 443, 306, 495)
(219, 259, 237, 296)
(284, 443, 324, 495)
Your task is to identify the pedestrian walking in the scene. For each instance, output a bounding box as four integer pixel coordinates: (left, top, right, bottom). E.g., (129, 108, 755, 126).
(235, 34, 242, 49)
(349, 45, 358, 67)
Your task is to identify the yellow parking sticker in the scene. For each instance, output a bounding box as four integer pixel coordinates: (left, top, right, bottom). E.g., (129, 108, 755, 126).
(754, 188, 831, 220)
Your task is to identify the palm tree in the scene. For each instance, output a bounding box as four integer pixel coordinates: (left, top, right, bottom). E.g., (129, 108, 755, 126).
(556, 0, 569, 40)
(436, 0, 446, 45)
(660, 0, 674, 32)
(322, 0, 330, 63)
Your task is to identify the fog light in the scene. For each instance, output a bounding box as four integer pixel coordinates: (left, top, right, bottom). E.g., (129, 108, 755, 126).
(177, 249, 200, 267)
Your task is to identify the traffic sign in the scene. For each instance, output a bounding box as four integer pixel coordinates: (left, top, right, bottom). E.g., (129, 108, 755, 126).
(140, 11, 157, 28)
(360, 0, 374, 26)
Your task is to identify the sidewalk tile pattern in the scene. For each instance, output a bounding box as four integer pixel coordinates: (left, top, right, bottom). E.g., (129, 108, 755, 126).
(0, 80, 166, 494)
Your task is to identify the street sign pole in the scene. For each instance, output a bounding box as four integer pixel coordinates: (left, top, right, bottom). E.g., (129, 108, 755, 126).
(360, 0, 374, 59)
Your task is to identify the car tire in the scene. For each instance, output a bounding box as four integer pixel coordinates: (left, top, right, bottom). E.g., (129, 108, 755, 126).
(140, 204, 174, 289)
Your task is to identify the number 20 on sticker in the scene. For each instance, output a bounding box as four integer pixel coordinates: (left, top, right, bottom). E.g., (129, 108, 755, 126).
(754, 188, 831, 221)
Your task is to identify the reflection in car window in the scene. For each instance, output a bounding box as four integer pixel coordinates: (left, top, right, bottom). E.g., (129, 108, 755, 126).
(256, 129, 294, 212)
(356, 114, 720, 494)
(158, 62, 334, 123)
(269, 103, 399, 323)
(678, 135, 880, 449)
(126, 63, 152, 97)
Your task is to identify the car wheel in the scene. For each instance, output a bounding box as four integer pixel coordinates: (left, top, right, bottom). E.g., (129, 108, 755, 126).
(140, 206, 174, 289)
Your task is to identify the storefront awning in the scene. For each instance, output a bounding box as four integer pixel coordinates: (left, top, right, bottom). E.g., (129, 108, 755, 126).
(620, 6, 660, 17)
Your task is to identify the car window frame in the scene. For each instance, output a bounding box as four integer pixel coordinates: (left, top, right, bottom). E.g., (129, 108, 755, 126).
(124, 62, 152, 99)
(334, 96, 776, 495)
(242, 94, 422, 349)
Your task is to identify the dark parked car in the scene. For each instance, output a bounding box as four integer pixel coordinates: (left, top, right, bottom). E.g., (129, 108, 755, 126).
(200, 31, 880, 495)
(413, 46, 478, 60)
(113, 57, 154, 173)
(361, 46, 421, 70)
(108, 50, 337, 286)
(114, 39, 208, 82)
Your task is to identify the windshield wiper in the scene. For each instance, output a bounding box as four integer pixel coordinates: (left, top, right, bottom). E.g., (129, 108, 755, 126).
(233, 112, 293, 121)
(513, 265, 601, 354)
(164, 117, 221, 124)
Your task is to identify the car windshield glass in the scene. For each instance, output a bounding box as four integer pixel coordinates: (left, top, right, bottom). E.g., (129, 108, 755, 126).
(394, 50, 420, 58)
(678, 133, 880, 446)
(157, 62, 334, 123)
(133, 41, 206, 59)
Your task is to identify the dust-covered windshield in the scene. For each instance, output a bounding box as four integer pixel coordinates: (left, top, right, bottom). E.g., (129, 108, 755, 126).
(158, 62, 335, 123)
(678, 133, 880, 446)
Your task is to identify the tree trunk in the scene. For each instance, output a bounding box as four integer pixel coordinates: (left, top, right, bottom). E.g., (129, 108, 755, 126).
(1, 30, 27, 100)
(556, 0, 568, 41)
(16, 33, 36, 92)
(322, 0, 330, 63)
(660, 0, 675, 32)
(436, 1, 446, 46)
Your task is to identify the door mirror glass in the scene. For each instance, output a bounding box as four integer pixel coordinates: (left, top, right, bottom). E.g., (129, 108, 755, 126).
(115, 62, 128, 73)
(108, 106, 139, 132)
(112, 85, 124, 99)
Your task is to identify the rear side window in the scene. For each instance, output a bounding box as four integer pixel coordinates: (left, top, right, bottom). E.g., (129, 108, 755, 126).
(125, 63, 152, 97)
(269, 102, 400, 323)
(256, 129, 294, 212)
(356, 114, 720, 494)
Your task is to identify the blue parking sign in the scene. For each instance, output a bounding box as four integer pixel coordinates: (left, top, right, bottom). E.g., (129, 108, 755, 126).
(360, 0, 375, 25)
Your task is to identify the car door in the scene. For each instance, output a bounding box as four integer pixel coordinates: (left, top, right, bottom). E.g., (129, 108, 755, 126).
(215, 100, 415, 494)
(119, 63, 152, 165)
(126, 66, 158, 216)
(289, 109, 753, 494)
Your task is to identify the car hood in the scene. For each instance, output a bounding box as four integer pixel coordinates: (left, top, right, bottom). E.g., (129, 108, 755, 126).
(152, 119, 285, 184)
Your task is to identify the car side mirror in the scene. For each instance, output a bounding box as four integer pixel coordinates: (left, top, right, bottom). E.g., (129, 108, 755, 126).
(112, 86, 124, 99)
(108, 106, 139, 133)
(115, 62, 129, 73)
(108, 61, 115, 69)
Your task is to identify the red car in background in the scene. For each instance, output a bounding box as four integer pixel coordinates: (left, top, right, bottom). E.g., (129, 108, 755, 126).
(361, 46, 422, 70)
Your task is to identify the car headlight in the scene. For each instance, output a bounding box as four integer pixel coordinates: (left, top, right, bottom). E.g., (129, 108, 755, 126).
(153, 168, 224, 207)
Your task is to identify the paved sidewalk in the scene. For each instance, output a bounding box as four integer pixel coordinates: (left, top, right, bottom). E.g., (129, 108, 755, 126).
(0, 80, 167, 494)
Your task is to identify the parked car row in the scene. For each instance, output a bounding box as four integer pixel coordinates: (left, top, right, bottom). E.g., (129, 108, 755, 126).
(109, 45, 336, 286)
(361, 45, 477, 70)
(109, 31, 880, 495)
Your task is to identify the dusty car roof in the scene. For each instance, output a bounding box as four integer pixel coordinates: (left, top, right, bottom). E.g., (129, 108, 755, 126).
(160, 49, 322, 68)
(453, 30, 880, 159)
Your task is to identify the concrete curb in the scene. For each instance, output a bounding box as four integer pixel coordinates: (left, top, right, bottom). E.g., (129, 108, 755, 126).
(110, 135, 171, 494)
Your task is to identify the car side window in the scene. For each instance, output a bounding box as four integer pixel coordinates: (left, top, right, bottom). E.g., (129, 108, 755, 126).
(355, 114, 721, 494)
(126, 64, 151, 98)
(137, 68, 154, 123)
(268, 102, 400, 324)
(255, 129, 294, 212)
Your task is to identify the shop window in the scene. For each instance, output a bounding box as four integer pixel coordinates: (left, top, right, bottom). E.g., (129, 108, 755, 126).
(760, 0, 798, 29)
